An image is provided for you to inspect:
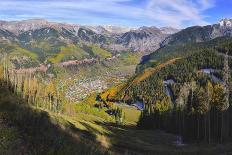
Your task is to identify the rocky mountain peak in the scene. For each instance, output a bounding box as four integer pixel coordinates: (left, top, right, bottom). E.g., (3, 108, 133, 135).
(219, 18, 232, 27)
(160, 27, 180, 34)
(101, 25, 132, 34)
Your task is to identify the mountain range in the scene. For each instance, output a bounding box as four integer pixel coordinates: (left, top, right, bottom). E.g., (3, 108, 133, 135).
(1, 19, 232, 55)
(0, 19, 179, 53)
(0, 18, 232, 70)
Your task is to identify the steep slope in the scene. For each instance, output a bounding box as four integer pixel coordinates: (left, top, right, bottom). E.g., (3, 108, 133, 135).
(0, 29, 18, 43)
(0, 86, 109, 154)
(77, 27, 107, 44)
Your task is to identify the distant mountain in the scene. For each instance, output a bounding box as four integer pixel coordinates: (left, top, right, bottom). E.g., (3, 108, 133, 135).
(0, 19, 179, 53)
(0, 19, 79, 35)
(87, 25, 132, 34)
(113, 26, 178, 52)
(0, 29, 18, 43)
(161, 19, 232, 47)
(160, 27, 180, 34)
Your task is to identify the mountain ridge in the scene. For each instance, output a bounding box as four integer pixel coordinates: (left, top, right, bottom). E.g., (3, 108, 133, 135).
(161, 19, 232, 47)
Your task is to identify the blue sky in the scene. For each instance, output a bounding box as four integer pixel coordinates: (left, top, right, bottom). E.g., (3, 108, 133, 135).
(0, 0, 231, 28)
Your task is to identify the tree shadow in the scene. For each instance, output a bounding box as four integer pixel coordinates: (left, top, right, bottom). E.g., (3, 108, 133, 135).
(0, 87, 109, 155)
(93, 120, 232, 155)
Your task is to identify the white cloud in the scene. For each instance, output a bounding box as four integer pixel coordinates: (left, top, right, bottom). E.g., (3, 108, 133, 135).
(0, 0, 215, 28)
(146, 0, 215, 28)
(198, 0, 215, 10)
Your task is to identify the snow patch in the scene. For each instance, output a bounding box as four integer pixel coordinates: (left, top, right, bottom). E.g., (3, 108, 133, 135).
(82, 29, 86, 34)
(219, 19, 232, 27)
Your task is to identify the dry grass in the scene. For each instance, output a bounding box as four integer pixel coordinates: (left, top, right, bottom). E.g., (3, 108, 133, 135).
(133, 57, 182, 84)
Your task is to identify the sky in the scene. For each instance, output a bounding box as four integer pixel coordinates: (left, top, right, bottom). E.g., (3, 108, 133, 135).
(0, 0, 231, 28)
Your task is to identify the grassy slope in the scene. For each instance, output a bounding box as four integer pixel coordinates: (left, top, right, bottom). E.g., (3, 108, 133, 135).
(89, 45, 112, 58)
(47, 44, 114, 64)
(133, 57, 181, 84)
(0, 43, 38, 60)
(0, 43, 40, 68)
(48, 45, 89, 63)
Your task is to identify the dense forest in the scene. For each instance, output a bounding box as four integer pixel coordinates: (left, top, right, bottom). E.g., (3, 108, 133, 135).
(100, 37, 232, 143)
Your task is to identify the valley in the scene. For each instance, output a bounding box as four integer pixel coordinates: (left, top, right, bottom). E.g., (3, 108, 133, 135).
(0, 18, 232, 154)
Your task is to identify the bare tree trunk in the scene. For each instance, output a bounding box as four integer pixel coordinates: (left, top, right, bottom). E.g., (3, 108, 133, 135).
(197, 115, 200, 142)
(204, 115, 207, 143)
(221, 112, 224, 143)
(208, 111, 211, 144)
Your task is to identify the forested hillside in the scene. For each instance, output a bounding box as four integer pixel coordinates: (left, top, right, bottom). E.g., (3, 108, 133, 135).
(137, 37, 232, 72)
(100, 37, 232, 143)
